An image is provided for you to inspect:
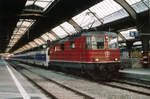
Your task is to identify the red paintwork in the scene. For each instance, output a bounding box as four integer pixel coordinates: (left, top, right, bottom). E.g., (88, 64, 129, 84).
(49, 35, 120, 63)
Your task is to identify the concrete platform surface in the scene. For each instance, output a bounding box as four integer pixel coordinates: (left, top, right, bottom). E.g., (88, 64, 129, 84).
(120, 68, 150, 75)
(119, 68, 150, 81)
(0, 60, 48, 99)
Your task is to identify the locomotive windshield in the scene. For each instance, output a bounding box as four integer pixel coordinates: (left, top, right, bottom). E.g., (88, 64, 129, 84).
(108, 36, 118, 49)
(86, 36, 104, 49)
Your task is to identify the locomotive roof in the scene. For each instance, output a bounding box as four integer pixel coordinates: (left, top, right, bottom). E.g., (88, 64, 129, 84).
(50, 31, 117, 45)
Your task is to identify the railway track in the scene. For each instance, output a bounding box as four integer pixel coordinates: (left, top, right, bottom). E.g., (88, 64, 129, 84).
(8, 62, 96, 99)
(112, 78, 150, 89)
(8, 61, 150, 98)
(97, 79, 150, 97)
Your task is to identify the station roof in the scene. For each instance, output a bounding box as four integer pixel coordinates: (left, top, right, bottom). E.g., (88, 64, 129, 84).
(0, 0, 149, 54)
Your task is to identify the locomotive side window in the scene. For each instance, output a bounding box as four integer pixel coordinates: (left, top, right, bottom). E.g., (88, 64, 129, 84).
(91, 36, 104, 49)
(86, 37, 91, 49)
(61, 44, 65, 51)
(108, 36, 118, 49)
(54, 46, 57, 51)
(70, 41, 75, 49)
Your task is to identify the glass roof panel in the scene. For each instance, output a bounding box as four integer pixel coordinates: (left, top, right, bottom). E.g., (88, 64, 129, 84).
(46, 32, 56, 40)
(143, 0, 150, 7)
(6, 19, 35, 52)
(38, 38, 45, 44)
(72, 0, 129, 29)
(43, 0, 55, 11)
(52, 26, 68, 38)
(22, 21, 31, 27)
(126, 0, 141, 5)
(30, 42, 37, 46)
(126, 0, 149, 13)
(29, 42, 36, 47)
(25, 0, 55, 12)
(32, 41, 38, 46)
(132, 2, 148, 13)
(11, 39, 19, 42)
(13, 32, 22, 35)
(34, 39, 42, 45)
(34, 0, 54, 10)
(90, 0, 122, 18)
(25, 1, 34, 6)
(72, 10, 101, 29)
(89, 0, 128, 24)
(28, 43, 34, 48)
(25, 44, 31, 49)
(17, 21, 23, 26)
(35, 1, 49, 8)
(19, 48, 25, 51)
(103, 9, 129, 24)
(19, 28, 26, 32)
(120, 28, 137, 40)
(22, 46, 27, 50)
(60, 22, 77, 34)
(41, 34, 49, 41)
(11, 35, 19, 39)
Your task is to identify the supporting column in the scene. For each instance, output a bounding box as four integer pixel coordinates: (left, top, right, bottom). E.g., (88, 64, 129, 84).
(141, 36, 149, 67)
(126, 41, 133, 58)
(141, 37, 149, 56)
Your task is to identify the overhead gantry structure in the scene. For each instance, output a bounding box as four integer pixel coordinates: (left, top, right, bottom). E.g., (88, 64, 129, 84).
(0, 0, 149, 55)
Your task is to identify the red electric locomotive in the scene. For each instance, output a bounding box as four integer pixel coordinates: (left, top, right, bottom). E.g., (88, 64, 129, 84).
(49, 31, 120, 80)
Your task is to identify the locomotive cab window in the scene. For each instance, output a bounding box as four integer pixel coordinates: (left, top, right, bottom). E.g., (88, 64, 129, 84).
(86, 36, 104, 49)
(108, 36, 118, 49)
(91, 36, 104, 49)
(70, 41, 75, 49)
(61, 44, 65, 51)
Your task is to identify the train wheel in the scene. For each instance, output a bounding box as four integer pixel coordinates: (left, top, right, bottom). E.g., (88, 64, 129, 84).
(86, 69, 112, 81)
(81, 66, 86, 74)
(103, 72, 112, 81)
(86, 70, 102, 81)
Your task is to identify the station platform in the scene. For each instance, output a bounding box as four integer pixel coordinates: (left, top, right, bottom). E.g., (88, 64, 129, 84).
(0, 60, 48, 99)
(119, 68, 150, 81)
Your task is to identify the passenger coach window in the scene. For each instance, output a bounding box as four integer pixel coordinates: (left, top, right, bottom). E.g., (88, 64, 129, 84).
(61, 44, 65, 50)
(91, 36, 104, 49)
(70, 41, 75, 49)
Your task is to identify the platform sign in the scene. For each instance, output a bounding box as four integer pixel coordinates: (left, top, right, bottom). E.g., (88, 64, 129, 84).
(129, 31, 140, 37)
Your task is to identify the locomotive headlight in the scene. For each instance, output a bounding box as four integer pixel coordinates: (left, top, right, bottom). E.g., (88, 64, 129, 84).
(114, 58, 118, 61)
(95, 58, 99, 62)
